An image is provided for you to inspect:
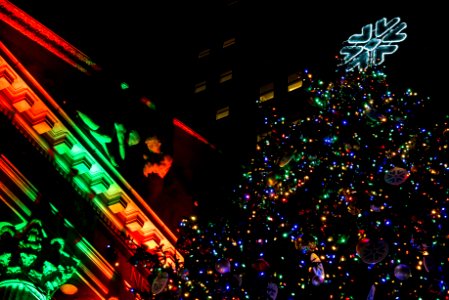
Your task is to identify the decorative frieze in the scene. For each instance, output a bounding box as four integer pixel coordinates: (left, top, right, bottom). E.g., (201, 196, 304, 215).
(0, 66, 14, 90)
(125, 213, 145, 232)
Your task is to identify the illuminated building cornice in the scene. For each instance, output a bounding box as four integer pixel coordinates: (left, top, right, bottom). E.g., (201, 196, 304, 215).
(0, 42, 183, 268)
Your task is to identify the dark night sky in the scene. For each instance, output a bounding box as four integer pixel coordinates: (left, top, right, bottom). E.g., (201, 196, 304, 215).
(8, 1, 447, 116)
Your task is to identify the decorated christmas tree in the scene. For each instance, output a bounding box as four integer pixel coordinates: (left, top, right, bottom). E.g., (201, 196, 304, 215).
(129, 17, 448, 299)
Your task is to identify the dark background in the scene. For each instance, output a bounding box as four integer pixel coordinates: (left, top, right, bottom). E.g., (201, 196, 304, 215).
(8, 1, 446, 115)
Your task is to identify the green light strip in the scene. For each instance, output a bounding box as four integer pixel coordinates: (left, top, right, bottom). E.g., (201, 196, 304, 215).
(48, 202, 75, 229)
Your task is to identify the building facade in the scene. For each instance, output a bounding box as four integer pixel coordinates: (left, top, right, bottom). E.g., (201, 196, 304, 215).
(0, 1, 221, 298)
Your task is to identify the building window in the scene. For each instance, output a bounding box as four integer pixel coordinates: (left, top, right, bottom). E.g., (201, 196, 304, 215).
(259, 82, 274, 103)
(194, 81, 206, 93)
(219, 70, 233, 83)
(287, 72, 303, 92)
(223, 37, 236, 48)
(216, 106, 230, 120)
(198, 48, 210, 59)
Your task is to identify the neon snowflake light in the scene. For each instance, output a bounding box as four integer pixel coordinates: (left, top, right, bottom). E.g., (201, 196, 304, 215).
(339, 17, 407, 71)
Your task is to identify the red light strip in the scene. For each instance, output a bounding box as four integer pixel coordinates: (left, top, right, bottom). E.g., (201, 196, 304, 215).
(173, 118, 216, 150)
(0, 0, 100, 74)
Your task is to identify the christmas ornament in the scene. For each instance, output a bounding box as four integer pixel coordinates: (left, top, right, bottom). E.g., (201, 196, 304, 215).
(233, 273, 243, 287)
(267, 175, 279, 187)
(294, 234, 318, 252)
(366, 108, 387, 123)
(356, 238, 389, 264)
(423, 255, 436, 273)
(367, 284, 376, 300)
(443, 128, 449, 137)
(347, 204, 361, 216)
(215, 258, 231, 274)
(309, 253, 325, 286)
(179, 268, 189, 280)
(151, 271, 169, 294)
(279, 150, 296, 167)
(252, 258, 270, 271)
(266, 282, 278, 300)
(394, 264, 411, 280)
(384, 167, 409, 185)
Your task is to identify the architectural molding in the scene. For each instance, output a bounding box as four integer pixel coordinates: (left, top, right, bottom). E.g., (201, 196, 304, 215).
(0, 43, 183, 269)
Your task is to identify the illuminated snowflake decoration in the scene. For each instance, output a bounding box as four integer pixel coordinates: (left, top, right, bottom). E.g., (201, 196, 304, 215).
(339, 17, 407, 71)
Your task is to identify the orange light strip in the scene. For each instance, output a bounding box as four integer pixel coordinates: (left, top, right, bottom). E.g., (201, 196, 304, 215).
(173, 118, 216, 149)
(0, 0, 100, 74)
(74, 269, 109, 300)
